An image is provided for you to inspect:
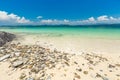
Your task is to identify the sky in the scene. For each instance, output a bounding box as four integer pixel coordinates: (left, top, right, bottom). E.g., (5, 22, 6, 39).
(0, 0, 120, 25)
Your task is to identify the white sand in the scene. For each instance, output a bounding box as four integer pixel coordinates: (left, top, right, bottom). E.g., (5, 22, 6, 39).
(0, 54, 120, 80)
(13, 34, 120, 54)
(0, 34, 120, 80)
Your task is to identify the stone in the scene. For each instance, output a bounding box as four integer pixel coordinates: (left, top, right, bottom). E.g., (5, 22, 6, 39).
(102, 77, 109, 80)
(46, 76, 51, 80)
(19, 73, 26, 79)
(12, 60, 23, 67)
(108, 64, 115, 68)
(83, 71, 88, 75)
(74, 73, 81, 79)
(0, 31, 15, 46)
(76, 68, 82, 72)
(14, 52, 21, 56)
(26, 77, 34, 80)
(0, 54, 11, 61)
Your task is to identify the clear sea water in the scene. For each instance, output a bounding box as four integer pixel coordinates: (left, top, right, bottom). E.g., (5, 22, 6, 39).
(0, 25, 120, 39)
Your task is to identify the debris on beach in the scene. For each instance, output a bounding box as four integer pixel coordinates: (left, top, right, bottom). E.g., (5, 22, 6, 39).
(0, 43, 119, 80)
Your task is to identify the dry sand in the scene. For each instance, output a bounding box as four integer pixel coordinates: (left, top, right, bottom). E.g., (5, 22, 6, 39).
(14, 34, 120, 54)
(0, 34, 120, 80)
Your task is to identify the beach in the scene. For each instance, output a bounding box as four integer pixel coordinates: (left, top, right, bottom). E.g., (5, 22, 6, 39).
(0, 26, 120, 80)
(0, 0, 120, 79)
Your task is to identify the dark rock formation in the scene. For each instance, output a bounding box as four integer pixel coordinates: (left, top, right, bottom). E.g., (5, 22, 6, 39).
(0, 31, 15, 46)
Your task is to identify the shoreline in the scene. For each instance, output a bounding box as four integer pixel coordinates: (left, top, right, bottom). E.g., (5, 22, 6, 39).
(12, 33, 120, 54)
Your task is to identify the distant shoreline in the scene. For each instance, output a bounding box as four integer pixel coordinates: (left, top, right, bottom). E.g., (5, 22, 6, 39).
(1, 24, 120, 28)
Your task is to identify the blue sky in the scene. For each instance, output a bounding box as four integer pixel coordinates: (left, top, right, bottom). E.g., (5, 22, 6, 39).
(0, 0, 120, 25)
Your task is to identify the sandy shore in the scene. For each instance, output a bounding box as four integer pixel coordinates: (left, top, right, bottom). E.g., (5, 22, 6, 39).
(13, 34, 120, 54)
(0, 34, 120, 80)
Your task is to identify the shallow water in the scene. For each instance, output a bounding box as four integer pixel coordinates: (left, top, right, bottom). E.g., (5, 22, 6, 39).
(0, 25, 120, 39)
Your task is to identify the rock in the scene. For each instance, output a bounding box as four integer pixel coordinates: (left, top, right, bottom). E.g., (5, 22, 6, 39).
(108, 64, 115, 68)
(14, 52, 21, 56)
(76, 68, 82, 72)
(0, 31, 15, 46)
(31, 67, 39, 73)
(102, 77, 109, 80)
(46, 76, 51, 80)
(26, 77, 34, 80)
(96, 73, 102, 78)
(0, 54, 11, 61)
(115, 64, 120, 67)
(83, 71, 88, 75)
(74, 73, 81, 79)
(19, 73, 26, 79)
(12, 60, 23, 67)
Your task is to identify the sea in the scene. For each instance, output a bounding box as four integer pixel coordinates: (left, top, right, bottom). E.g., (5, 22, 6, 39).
(0, 24, 120, 40)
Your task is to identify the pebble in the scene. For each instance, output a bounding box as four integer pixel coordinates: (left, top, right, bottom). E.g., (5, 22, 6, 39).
(76, 68, 82, 72)
(26, 77, 34, 80)
(83, 71, 88, 75)
(12, 60, 23, 67)
(0, 54, 11, 61)
(46, 76, 51, 80)
(74, 73, 81, 79)
(14, 52, 21, 56)
(102, 77, 109, 80)
(108, 64, 115, 68)
(19, 73, 26, 79)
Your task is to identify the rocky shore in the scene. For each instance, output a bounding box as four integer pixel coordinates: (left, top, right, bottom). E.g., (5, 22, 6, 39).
(0, 43, 120, 80)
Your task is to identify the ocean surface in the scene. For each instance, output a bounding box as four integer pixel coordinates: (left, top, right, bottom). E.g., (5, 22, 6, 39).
(0, 25, 120, 39)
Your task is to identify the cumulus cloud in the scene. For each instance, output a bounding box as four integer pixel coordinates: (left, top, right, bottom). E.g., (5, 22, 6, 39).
(40, 19, 70, 25)
(0, 11, 31, 25)
(88, 17, 95, 22)
(0, 11, 120, 25)
(97, 15, 109, 21)
(37, 16, 43, 19)
(37, 15, 120, 25)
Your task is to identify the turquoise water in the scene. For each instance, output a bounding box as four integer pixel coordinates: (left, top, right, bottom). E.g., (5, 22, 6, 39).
(0, 25, 120, 39)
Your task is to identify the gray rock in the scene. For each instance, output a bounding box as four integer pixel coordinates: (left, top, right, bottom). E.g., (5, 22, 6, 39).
(102, 77, 109, 80)
(12, 60, 23, 67)
(0, 31, 15, 46)
(0, 54, 11, 61)
(46, 76, 51, 80)
(26, 77, 34, 80)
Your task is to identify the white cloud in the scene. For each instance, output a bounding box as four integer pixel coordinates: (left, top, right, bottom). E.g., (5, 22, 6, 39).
(37, 16, 43, 19)
(109, 16, 117, 20)
(63, 19, 69, 23)
(38, 15, 120, 25)
(97, 15, 109, 21)
(0, 11, 31, 25)
(0, 11, 120, 25)
(88, 17, 95, 22)
(40, 19, 70, 25)
(41, 19, 53, 23)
